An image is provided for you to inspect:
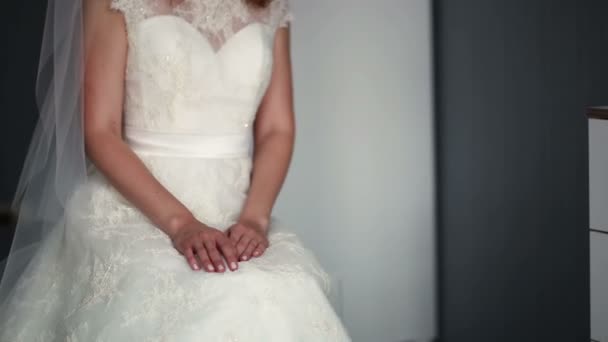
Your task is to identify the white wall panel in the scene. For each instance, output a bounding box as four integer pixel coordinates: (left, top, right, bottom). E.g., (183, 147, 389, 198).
(590, 118, 608, 232)
(591, 231, 608, 341)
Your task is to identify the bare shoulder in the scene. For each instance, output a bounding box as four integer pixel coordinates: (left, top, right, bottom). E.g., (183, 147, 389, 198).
(83, 0, 127, 51)
(83, 0, 126, 31)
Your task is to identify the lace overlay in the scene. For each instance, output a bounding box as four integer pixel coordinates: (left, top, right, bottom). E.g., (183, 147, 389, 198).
(75, 155, 253, 232)
(0, 0, 352, 341)
(110, 0, 293, 49)
(108, 0, 291, 133)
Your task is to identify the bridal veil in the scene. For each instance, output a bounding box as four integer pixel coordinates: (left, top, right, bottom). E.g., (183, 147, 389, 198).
(0, 0, 86, 305)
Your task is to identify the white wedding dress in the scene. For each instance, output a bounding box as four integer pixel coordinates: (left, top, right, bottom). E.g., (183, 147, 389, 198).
(0, 0, 351, 341)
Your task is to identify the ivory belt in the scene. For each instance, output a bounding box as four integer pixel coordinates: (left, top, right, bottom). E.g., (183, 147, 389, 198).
(124, 126, 253, 158)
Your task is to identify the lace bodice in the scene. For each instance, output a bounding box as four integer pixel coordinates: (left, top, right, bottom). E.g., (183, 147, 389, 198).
(110, 0, 293, 134)
(111, 0, 292, 43)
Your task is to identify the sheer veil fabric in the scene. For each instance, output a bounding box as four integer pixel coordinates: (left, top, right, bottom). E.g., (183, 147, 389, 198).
(0, 0, 86, 305)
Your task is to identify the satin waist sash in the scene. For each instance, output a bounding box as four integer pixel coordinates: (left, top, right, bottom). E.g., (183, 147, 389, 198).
(124, 126, 253, 158)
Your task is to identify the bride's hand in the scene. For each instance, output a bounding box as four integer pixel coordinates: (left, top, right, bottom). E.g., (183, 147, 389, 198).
(227, 219, 270, 261)
(169, 220, 239, 273)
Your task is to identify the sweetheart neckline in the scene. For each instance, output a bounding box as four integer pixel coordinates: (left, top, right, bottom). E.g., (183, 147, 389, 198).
(136, 15, 267, 55)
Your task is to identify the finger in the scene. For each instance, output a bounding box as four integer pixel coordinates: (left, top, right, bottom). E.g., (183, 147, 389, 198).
(217, 235, 239, 271)
(260, 236, 270, 248)
(204, 239, 226, 273)
(252, 243, 266, 257)
(194, 241, 214, 273)
(236, 235, 251, 257)
(241, 239, 258, 261)
(252, 238, 268, 257)
(183, 246, 200, 271)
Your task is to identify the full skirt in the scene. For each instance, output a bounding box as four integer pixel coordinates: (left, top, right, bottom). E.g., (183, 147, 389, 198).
(0, 162, 351, 341)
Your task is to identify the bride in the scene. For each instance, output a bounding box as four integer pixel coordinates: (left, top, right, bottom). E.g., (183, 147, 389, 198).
(0, 0, 352, 340)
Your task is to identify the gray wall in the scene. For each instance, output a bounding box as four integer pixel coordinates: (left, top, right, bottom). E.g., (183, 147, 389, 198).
(436, 0, 608, 341)
(276, 1, 436, 341)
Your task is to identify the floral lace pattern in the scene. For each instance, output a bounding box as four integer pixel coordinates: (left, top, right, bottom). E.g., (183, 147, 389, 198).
(110, 0, 293, 49)
(0, 204, 349, 341)
(111, 0, 280, 133)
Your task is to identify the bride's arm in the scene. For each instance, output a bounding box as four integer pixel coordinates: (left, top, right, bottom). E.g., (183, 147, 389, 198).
(228, 27, 296, 260)
(82, 1, 238, 273)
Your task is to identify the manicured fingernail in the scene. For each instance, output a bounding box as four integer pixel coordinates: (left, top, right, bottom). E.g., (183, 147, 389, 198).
(218, 264, 224, 271)
(193, 263, 200, 270)
(207, 264, 215, 271)
(242, 255, 248, 260)
(230, 262, 237, 269)
(253, 251, 259, 256)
